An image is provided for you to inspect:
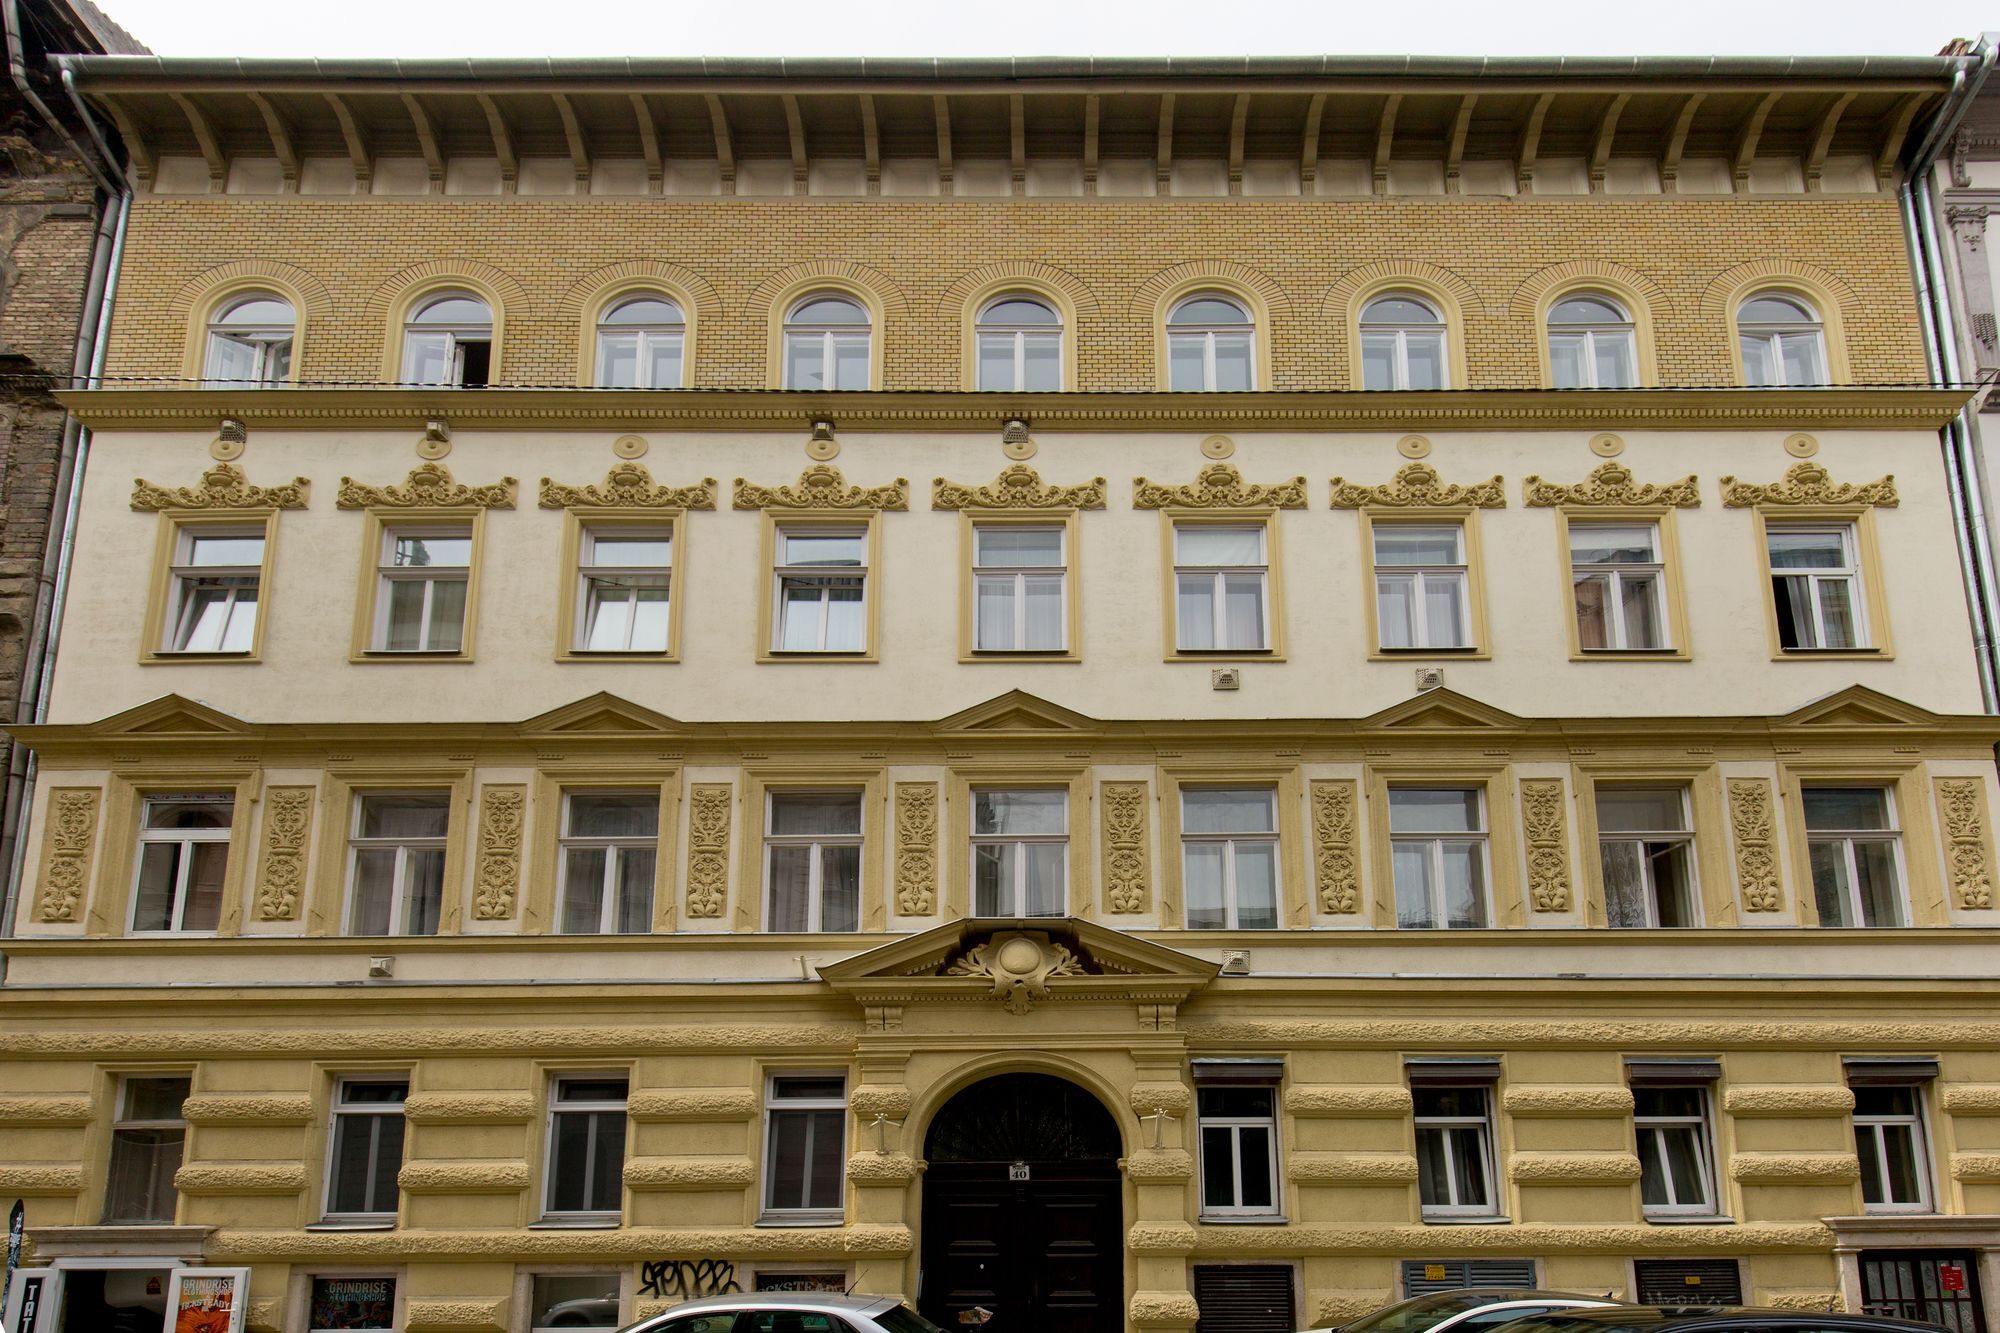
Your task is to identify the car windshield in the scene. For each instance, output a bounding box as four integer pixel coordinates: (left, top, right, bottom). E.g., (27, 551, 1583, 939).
(1346, 1293, 1516, 1333)
(874, 1307, 949, 1333)
(1489, 1317, 1650, 1333)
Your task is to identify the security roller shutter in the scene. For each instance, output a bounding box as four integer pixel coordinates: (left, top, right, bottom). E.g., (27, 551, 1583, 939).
(1401, 1259, 1539, 1295)
(1632, 1259, 1743, 1306)
(1194, 1264, 1296, 1333)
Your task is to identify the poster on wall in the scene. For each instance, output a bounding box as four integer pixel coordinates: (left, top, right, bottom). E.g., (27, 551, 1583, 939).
(308, 1276, 396, 1330)
(165, 1268, 250, 1333)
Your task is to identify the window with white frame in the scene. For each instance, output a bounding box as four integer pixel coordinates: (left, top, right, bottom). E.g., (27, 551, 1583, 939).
(1569, 522, 1668, 652)
(765, 791, 863, 933)
(1738, 293, 1827, 387)
(595, 295, 684, 388)
(372, 525, 472, 653)
(1412, 1083, 1497, 1218)
(1197, 1073, 1282, 1218)
(1389, 788, 1490, 930)
(783, 295, 871, 390)
(1182, 788, 1280, 930)
(1768, 523, 1868, 651)
(103, 1074, 190, 1224)
(574, 526, 671, 653)
(530, 1274, 622, 1331)
(1596, 786, 1699, 928)
(544, 1075, 628, 1219)
(763, 1074, 846, 1222)
(773, 526, 867, 653)
(346, 792, 450, 937)
(401, 293, 493, 387)
(1547, 293, 1637, 389)
(976, 295, 1062, 391)
(202, 293, 294, 387)
(557, 792, 658, 935)
(1850, 1075, 1933, 1213)
(324, 1078, 408, 1221)
(1804, 787, 1906, 928)
(972, 524, 1067, 653)
(971, 789, 1067, 917)
(1166, 294, 1255, 391)
(1174, 523, 1269, 652)
(1632, 1085, 1717, 1217)
(163, 526, 264, 654)
(131, 793, 232, 934)
(1374, 523, 1471, 650)
(1361, 293, 1448, 390)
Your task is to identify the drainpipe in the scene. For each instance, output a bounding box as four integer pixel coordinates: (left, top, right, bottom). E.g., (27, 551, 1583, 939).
(2, 0, 113, 195)
(1903, 36, 2000, 711)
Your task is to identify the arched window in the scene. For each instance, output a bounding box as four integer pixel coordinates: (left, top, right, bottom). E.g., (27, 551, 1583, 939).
(1738, 293, 1827, 387)
(976, 295, 1062, 391)
(1167, 294, 1254, 391)
(202, 294, 294, 388)
(1360, 294, 1448, 390)
(783, 294, 871, 391)
(595, 295, 685, 389)
(1548, 293, 1637, 389)
(402, 293, 494, 387)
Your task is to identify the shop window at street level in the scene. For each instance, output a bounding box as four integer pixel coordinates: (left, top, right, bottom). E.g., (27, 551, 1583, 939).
(323, 1078, 407, 1223)
(543, 1076, 629, 1221)
(103, 1075, 190, 1224)
(557, 791, 659, 935)
(531, 1273, 622, 1330)
(764, 790, 863, 933)
(130, 793, 232, 934)
(762, 1074, 846, 1224)
(309, 1276, 395, 1332)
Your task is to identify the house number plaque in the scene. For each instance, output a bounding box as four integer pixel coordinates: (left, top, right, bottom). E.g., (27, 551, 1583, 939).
(1008, 1161, 1030, 1182)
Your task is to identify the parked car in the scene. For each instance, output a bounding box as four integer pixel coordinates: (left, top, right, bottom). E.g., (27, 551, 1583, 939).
(1314, 1289, 1625, 1333)
(617, 1293, 946, 1333)
(1476, 1306, 1955, 1333)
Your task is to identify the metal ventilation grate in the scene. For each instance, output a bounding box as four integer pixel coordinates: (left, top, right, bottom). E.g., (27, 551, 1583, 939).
(1401, 1259, 1539, 1295)
(1633, 1260, 1743, 1306)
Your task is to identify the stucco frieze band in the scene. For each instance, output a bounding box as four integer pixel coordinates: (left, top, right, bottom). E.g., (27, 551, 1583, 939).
(1949, 1152, 2000, 1182)
(931, 463, 1107, 511)
(335, 461, 518, 509)
(1720, 460, 1898, 508)
(0, 1023, 859, 1055)
(537, 462, 718, 510)
(1522, 461, 1701, 508)
(129, 461, 310, 512)
(1184, 1220, 1838, 1253)
(1329, 461, 1506, 509)
(1131, 462, 1307, 510)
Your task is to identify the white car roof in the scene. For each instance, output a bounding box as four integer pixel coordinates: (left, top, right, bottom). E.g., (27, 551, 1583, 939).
(653, 1292, 897, 1314)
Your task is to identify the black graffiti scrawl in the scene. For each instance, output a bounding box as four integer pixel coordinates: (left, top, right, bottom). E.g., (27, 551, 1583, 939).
(639, 1259, 743, 1300)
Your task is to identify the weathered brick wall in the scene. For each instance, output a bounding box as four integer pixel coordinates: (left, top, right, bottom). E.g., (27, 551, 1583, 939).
(99, 194, 1929, 390)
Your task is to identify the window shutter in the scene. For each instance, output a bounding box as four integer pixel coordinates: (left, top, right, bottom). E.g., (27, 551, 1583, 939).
(1191, 1059, 1286, 1086)
(1624, 1060, 1722, 1085)
(1404, 1059, 1503, 1086)
(1194, 1265, 1296, 1333)
(1632, 1260, 1743, 1306)
(1843, 1058, 1940, 1086)
(1400, 1259, 1538, 1295)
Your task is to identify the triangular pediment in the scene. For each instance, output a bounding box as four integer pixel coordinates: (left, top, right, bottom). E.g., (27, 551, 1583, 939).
(934, 690, 1098, 735)
(819, 916, 1218, 990)
(86, 694, 254, 737)
(1777, 686, 1938, 732)
(520, 693, 685, 736)
(1360, 688, 1524, 734)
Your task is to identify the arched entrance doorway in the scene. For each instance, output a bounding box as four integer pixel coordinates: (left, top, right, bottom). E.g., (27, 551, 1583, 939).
(919, 1072, 1124, 1333)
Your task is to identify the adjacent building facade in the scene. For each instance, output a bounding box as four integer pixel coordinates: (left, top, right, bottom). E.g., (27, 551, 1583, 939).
(4, 51, 2000, 1333)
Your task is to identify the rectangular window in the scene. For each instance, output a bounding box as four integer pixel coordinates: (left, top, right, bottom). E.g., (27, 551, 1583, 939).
(1769, 523, 1868, 651)
(1634, 1086, 1717, 1217)
(765, 791, 863, 933)
(130, 793, 232, 934)
(544, 1076, 628, 1219)
(1596, 786, 1699, 928)
(972, 524, 1067, 653)
(163, 527, 263, 654)
(325, 1078, 408, 1221)
(1389, 788, 1489, 930)
(1174, 524, 1269, 652)
(764, 1074, 846, 1222)
(1804, 787, 1906, 928)
(372, 526, 472, 653)
(557, 792, 658, 935)
(1198, 1085, 1281, 1218)
(1569, 522, 1668, 652)
(1413, 1085, 1496, 1218)
(1182, 788, 1279, 930)
(530, 1274, 621, 1331)
(576, 527, 670, 654)
(773, 527, 867, 654)
(971, 789, 1067, 917)
(346, 792, 450, 937)
(103, 1074, 189, 1224)
(1853, 1085, 1932, 1212)
(1375, 524, 1471, 650)
(309, 1276, 395, 1332)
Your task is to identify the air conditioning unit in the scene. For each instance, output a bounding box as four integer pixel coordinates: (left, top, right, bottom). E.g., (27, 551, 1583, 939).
(1211, 667, 1242, 691)
(1219, 950, 1251, 975)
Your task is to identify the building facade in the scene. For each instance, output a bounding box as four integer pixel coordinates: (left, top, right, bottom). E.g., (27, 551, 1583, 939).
(3, 52, 2000, 1333)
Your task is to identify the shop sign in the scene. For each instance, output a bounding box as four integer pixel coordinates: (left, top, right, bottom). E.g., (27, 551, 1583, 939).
(308, 1276, 395, 1330)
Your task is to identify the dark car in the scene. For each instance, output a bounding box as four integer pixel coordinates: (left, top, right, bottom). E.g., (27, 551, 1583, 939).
(1485, 1305, 1955, 1333)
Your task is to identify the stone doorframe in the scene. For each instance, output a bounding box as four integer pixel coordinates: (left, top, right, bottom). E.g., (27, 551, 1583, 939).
(1826, 1214, 2000, 1328)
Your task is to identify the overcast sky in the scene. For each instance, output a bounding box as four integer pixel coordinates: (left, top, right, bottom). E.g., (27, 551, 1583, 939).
(86, 0, 1999, 61)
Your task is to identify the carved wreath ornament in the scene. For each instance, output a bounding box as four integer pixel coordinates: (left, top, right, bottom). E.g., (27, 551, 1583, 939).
(337, 461, 516, 509)
(1330, 461, 1505, 509)
(946, 931, 1087, 1014)
(130, 462, 309, 511)
(1522, 461, 1700, 509)
(1131, 462, 1307, 510)
(733, 463, 908, 511)
(1720, 461, 1898, 509)
(932, 463, 1106, 511)
(539, 463, 717, 510)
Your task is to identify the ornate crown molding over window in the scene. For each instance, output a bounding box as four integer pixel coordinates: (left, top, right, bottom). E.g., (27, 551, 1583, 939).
(1727, 778, 1784, 912)
(1310, 780, 1360, 914)
(932, 464, 1107, 511)
(130, 462, 309, 512)
(1329, 461, 1505, 509)
(254, 787, 314, 921)
(1522, 461, 1700, 508)
(1519, 779, 1572, 911)
(1100, 782, 1150, 914)
(894, 783, 938, 916)
(336, 461, 517, 510)
(1935, 778, 1996, 910)
(732, 462, 909, 512)
(538, 463, 718, 510)
(1132, 462, 1307, 510)
(685, 784, 732, 918)
(472, 785, 525, 921)
(1720, 461, 1897, 508)
(34, 789, 99, 924)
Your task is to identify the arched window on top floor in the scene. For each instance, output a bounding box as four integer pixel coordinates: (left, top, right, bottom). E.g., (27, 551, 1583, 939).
(1548, 292, 1637, 389)
(1360, 293, 1448, 391)
(1167, 293, 1255, 392)
(976, 295, 1062, 391)
(783, 294, 871, 391)
(202, 294, 294, 388)
(595, 295, 685, 389)
(402, 293, 494, 388)
(1738, 293, 1828, 387)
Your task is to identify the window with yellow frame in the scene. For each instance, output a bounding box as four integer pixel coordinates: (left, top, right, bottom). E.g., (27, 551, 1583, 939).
(142, 512, 279, 664)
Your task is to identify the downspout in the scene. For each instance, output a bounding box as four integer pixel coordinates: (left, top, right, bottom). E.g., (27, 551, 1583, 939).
(1, 0, 114, 195)
(1903, 37, 2000, 710)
